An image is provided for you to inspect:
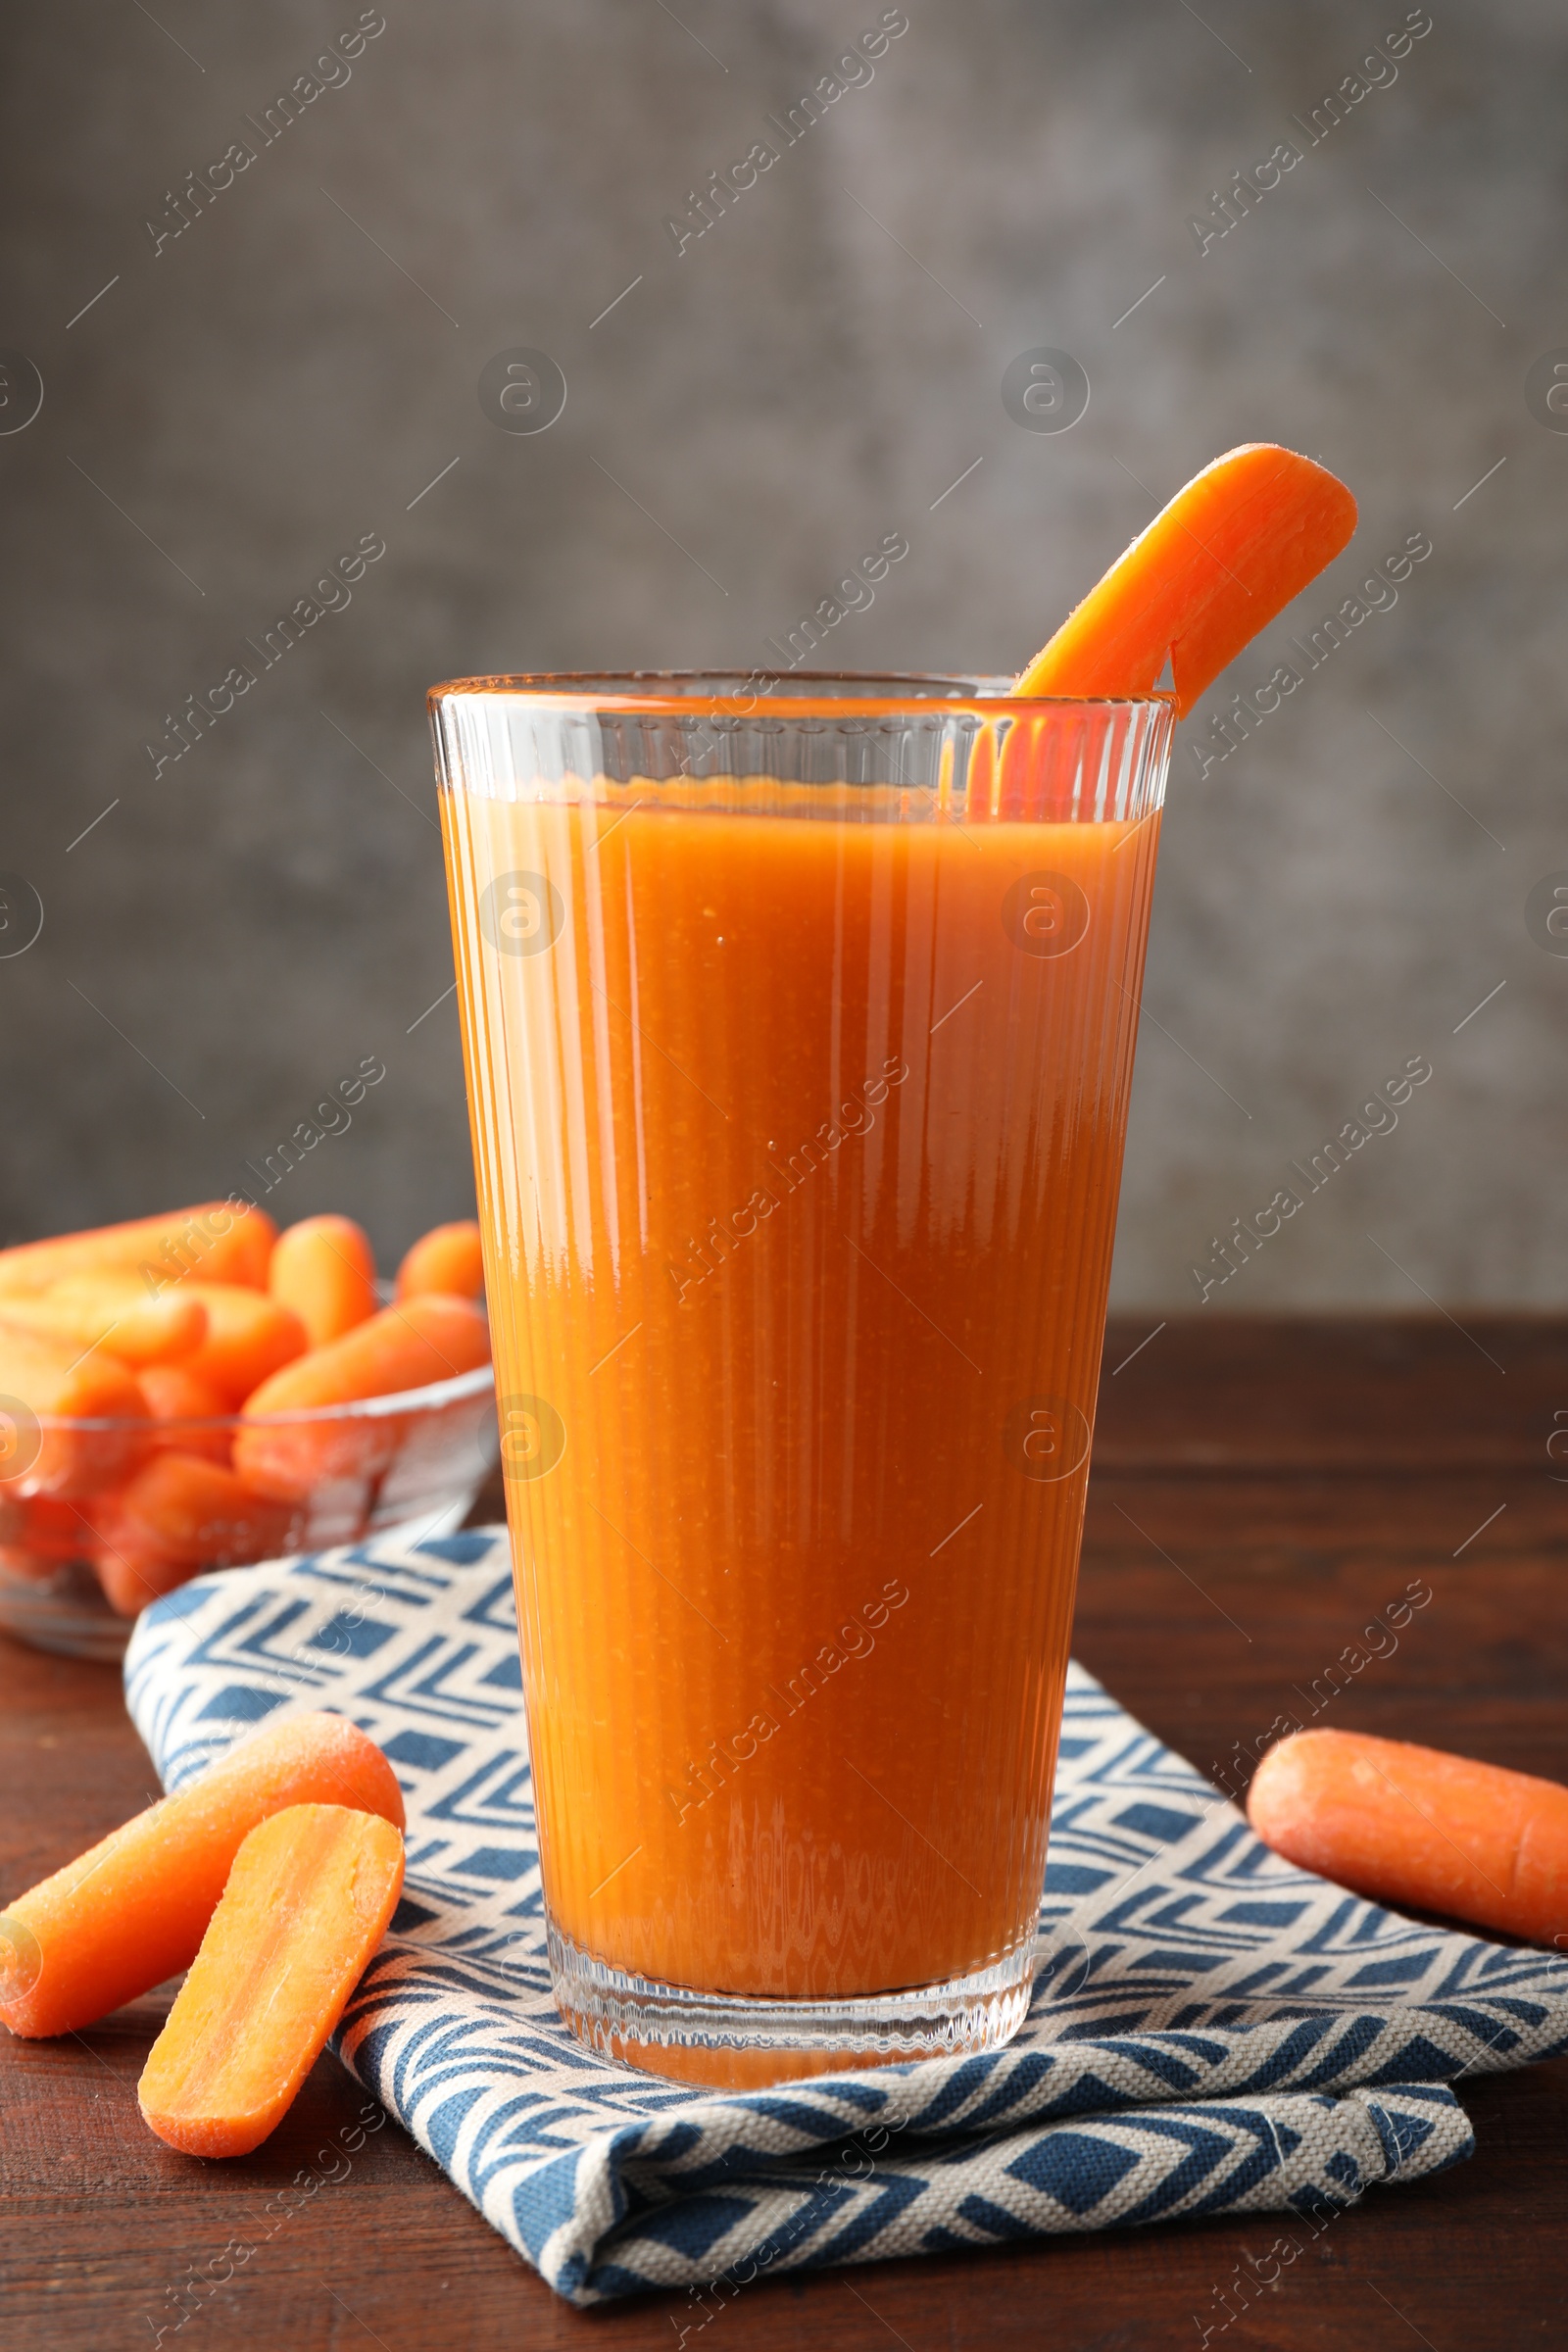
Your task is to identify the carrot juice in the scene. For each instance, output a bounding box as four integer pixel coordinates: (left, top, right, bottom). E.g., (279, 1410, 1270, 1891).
(434, 677, 1171, 2079)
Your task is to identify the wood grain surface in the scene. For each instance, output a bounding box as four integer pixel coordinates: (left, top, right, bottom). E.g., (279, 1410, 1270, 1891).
(2, 1315, 1564, 2350)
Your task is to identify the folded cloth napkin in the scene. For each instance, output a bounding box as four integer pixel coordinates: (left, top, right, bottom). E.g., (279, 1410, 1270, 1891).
(124, 1526, 1568, 2309)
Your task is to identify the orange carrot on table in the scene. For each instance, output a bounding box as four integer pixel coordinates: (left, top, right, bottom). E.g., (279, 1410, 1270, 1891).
(0, 1281, 207, 1369)
(1248, 1727, 1568, 1946)
(179, 1284, 308, 1407)
(396, 1220, 485, 1303)
(0, 1320, 151, 1497)
(234, 1294, 491, 1501)
(270, 1214, 378, 1348)
(138, 1803, 405, 2157)
(1016, 443, 1357, 712)
(0, 1200, 275, 1300)
(0, 1711, 404, 2039)
(138, 1363, 233, 1462)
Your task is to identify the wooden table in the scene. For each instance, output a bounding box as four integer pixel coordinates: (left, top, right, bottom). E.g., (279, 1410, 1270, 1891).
(3, 1316, 1565, 2349)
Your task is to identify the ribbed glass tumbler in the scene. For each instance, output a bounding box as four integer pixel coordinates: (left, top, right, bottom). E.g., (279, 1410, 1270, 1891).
(430, 671, 1172, 2085)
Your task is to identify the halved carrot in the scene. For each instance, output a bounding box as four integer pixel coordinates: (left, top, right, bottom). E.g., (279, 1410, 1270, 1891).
(179, 1285, 308, 1407)
(0, 1711, 404, 2038)
(1248, 1727, 1568, 1945)
(0, 1201, 275, 1300)
(0, 1320, 151, 1497)
(138, 1804, 405, 2158)
(396, 1221, 485, 1303)
(0, 1281, 207, 1369)
(138, 1363, 232, 1463)
(233, 1294, 490, 1502)
(1016, 444, 1357, 714)
(270, 1214, 379, 1348)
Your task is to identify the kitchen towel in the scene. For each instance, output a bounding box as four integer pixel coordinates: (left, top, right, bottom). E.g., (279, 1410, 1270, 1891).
(124, 1526, 1568, 2309)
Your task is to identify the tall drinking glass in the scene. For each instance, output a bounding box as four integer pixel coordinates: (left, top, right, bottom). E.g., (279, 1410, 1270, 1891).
(431, 673, 1171, 2085)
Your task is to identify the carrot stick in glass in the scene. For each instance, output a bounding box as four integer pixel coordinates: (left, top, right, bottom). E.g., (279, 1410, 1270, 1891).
(1016, 443, 1357, 712)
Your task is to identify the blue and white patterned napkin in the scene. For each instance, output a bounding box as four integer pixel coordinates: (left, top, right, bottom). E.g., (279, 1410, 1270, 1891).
(124, 1527, 1568, 2308)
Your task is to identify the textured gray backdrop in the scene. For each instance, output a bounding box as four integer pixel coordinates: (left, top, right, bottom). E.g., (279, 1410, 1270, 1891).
(1, 0, 1562, 1308)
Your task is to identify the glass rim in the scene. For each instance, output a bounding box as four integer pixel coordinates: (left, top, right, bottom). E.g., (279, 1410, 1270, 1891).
(25, 1360, 496, 1435)
(427, 669, 1175, 721)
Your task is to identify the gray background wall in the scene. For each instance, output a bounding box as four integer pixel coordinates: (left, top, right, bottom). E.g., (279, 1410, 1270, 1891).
(1, 0, 1562, 1308)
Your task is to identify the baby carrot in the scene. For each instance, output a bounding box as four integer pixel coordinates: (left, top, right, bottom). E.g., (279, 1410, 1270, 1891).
(137, 1363, 232, 1463)
(94, 1447, 293, 1617)
(138, 1804, 405, 2158)
(89, 1523, 192, 1617)
(179, 1285, 308, 1407)
(1017, 444, 1357, 714)
(270, 1214, 379, 1348)
(0, 1280, 208, 1369)
(395, 1220, 485, 1303)
(233, 1294, 490, 1501)
(0, 1319, 151, 1497)
(1248, 1727, 1568, 1945)
(0, 1201, 275, 1300)
(0, 1712, 404, 2039)
(109, 1449, 291, 1574)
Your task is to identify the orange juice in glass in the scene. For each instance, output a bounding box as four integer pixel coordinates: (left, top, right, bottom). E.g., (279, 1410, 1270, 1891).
(432, 673, 1171, 2084)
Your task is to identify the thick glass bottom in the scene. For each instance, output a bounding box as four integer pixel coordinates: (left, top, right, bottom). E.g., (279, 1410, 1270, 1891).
(547, 1922, 1037, 2088)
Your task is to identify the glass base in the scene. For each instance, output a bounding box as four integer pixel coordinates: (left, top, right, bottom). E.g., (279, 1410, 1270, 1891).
(547, 1922, 1036, 2088)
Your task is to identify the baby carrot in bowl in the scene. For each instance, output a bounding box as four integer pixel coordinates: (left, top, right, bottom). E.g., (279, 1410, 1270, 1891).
(0, 1320, 150, 1497)
(178, 1285, 308, 1407)
(0, 1282, 207, 1369)
(395, 1220, 484, 1302)
(269, 1213, 378, 1348)
(137, 1363, 232, 1462)
(138, 1804, 405, 2158)
(233, 1294, 491, 1502)
(0, 1711, 404, 2039)
(0, 1200, 275, 1299)
(1248, 1727, 1568, 1945)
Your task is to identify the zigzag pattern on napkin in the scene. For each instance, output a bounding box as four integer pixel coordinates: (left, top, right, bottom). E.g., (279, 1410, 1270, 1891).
(124, 1528, 1568, 2307)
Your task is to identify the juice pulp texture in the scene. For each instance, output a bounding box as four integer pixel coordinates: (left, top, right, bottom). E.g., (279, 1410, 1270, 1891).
(443, 784, 1160, 1998)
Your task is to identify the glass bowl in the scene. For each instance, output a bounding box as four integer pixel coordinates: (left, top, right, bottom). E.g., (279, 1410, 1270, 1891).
(0, 1365, 499, 1662)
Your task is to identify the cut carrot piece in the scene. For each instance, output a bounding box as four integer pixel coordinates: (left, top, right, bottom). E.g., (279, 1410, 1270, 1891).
(270, 1214, 379, 1348)
(0, 1281, 207, 1369)
(396, 1221, 485, 1303)
(0, 1320, 151, 1498)
(0, 1711, 404, 2038)
(0, 1201, 275, 1300)
(234, 1295, 490, 1502)
(138, 1804, 405, 2157)
(1016, 444, 1357, 715)
(138, 1364, 232, 1463)
(1248, 1728, 1568, 1946)
(179, 1285, 308, 1407)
